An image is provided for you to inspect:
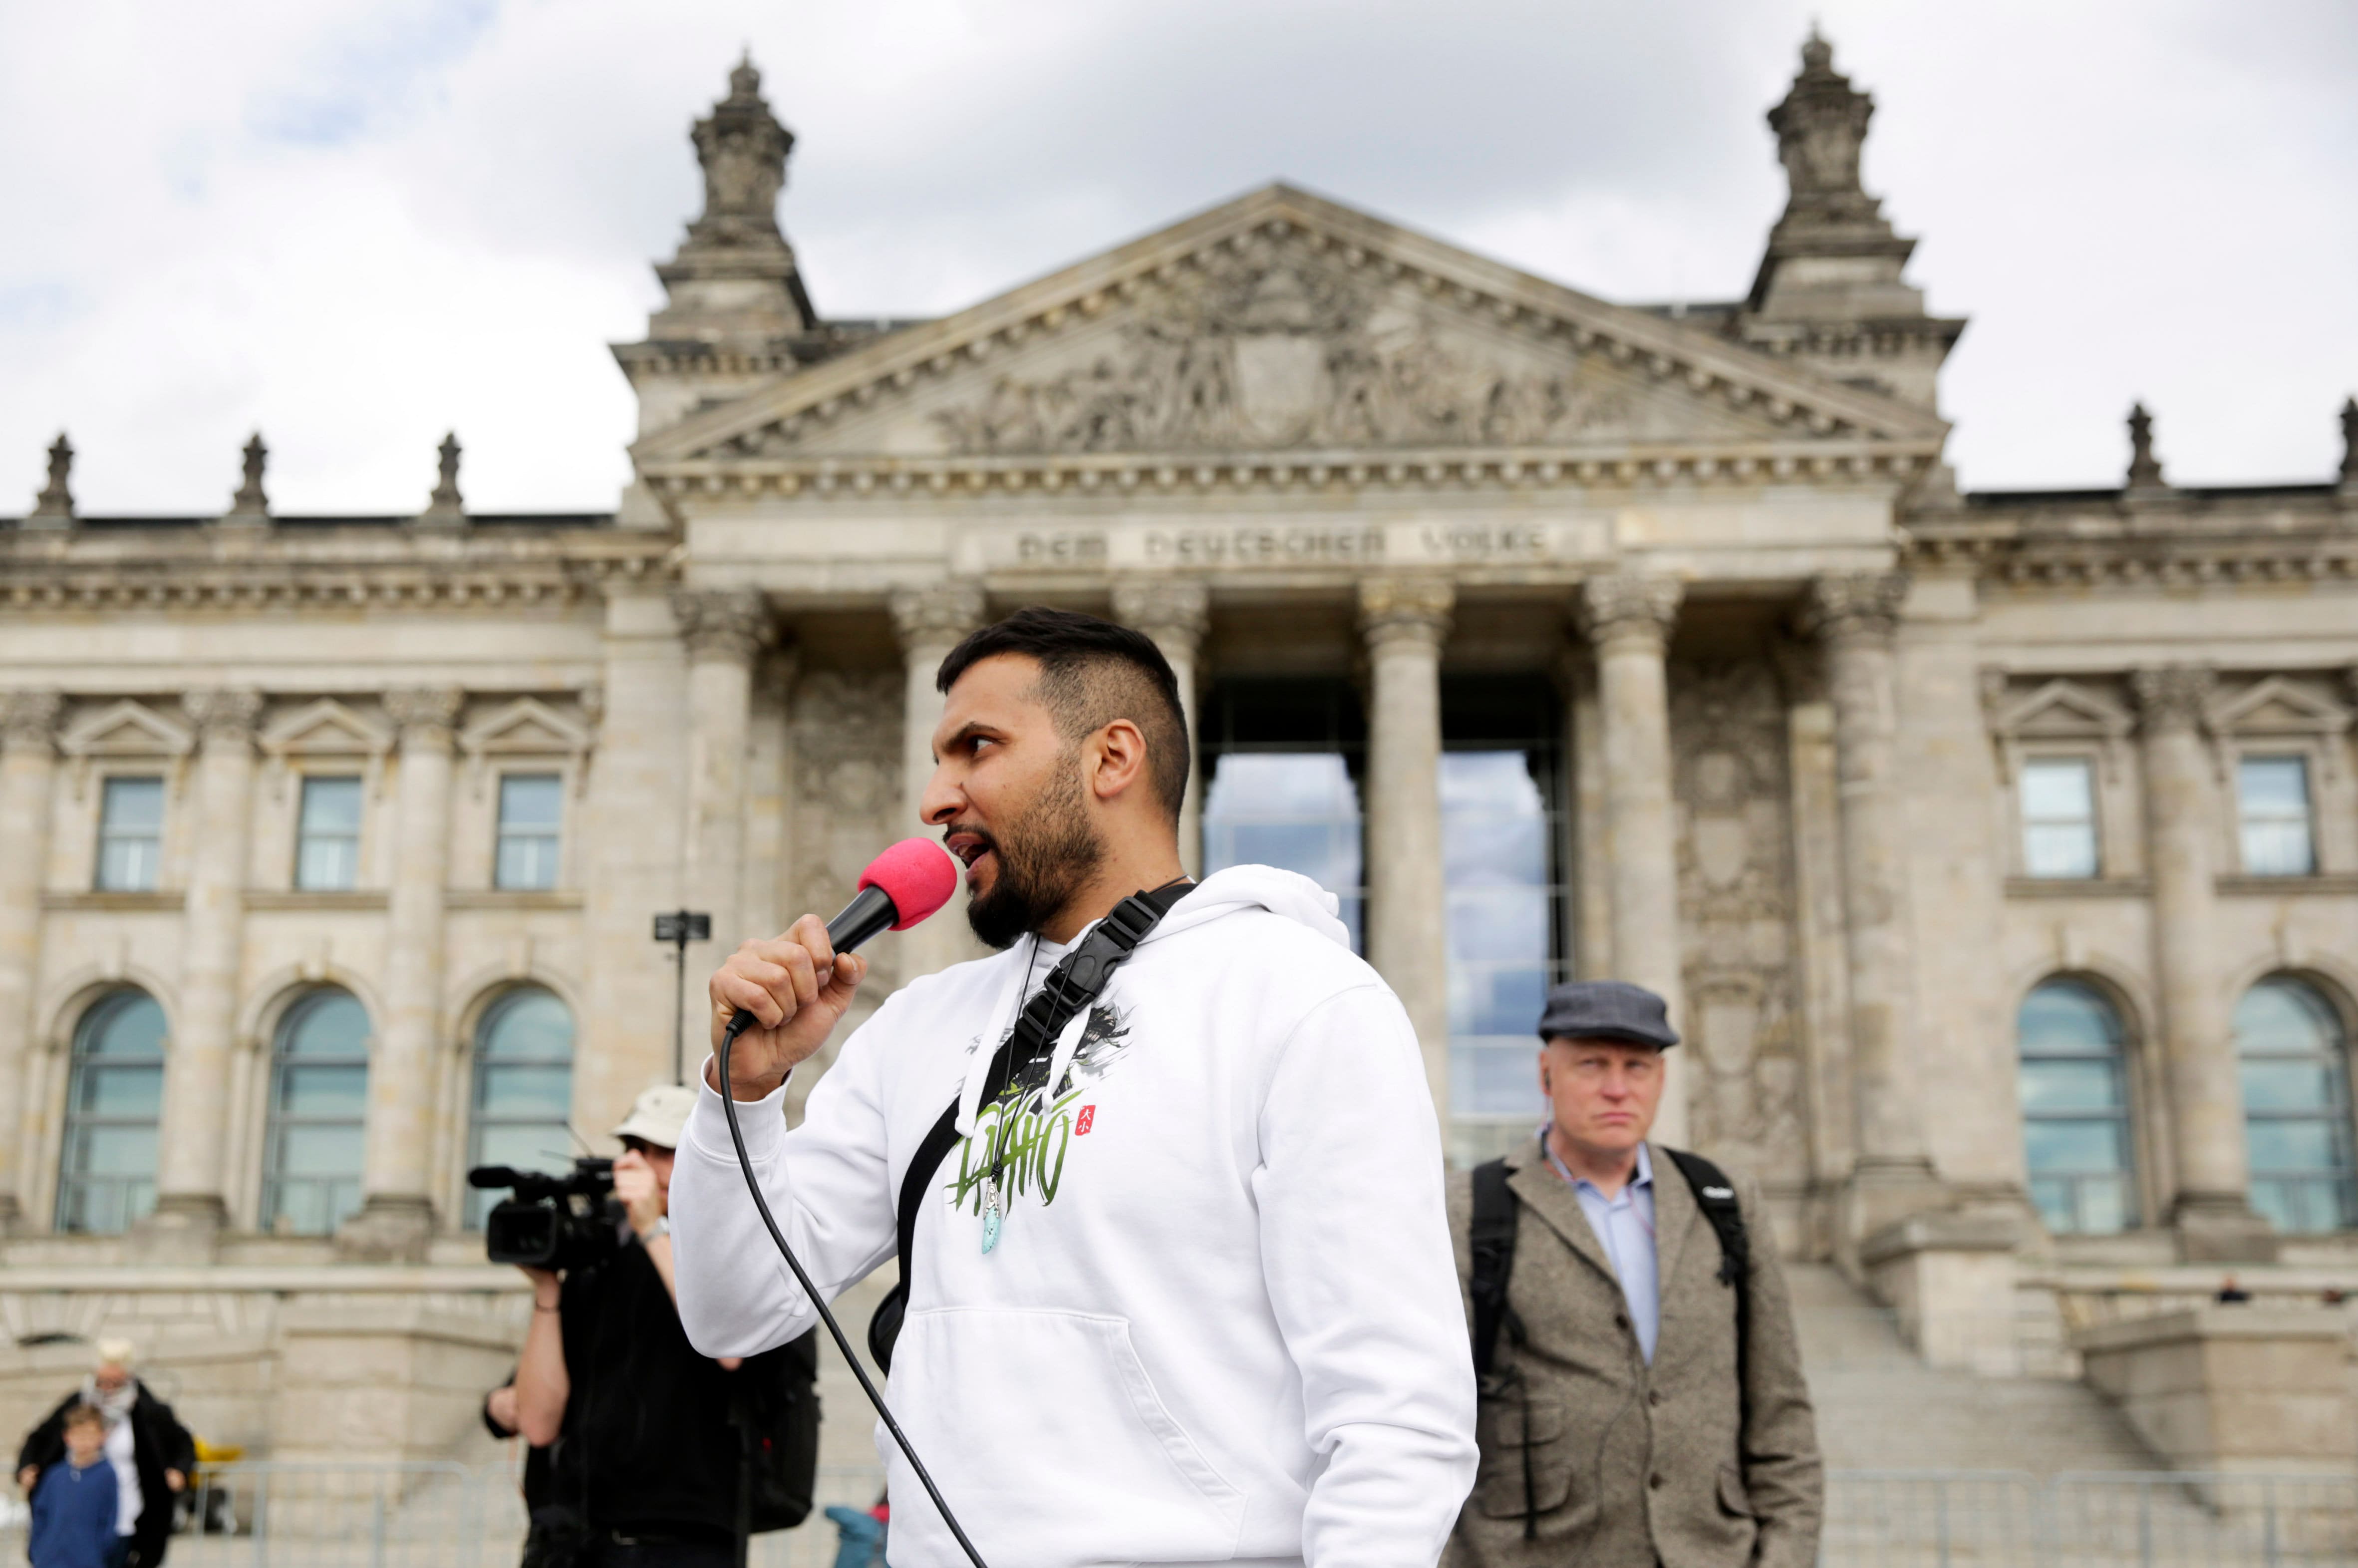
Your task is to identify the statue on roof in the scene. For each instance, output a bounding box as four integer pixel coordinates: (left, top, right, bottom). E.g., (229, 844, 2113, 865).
(688, 52, 794, 247)
(1767, 28, 1880, 226)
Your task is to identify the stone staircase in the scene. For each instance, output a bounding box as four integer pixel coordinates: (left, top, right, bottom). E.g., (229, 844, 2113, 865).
(1787, 1263, 2162, 1474)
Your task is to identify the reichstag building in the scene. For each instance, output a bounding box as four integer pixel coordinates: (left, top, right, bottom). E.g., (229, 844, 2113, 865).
(2, 37, 2355, 1462)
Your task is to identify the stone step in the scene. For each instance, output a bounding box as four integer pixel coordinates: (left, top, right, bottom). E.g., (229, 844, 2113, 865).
(1785, 1264, 2165, 1475)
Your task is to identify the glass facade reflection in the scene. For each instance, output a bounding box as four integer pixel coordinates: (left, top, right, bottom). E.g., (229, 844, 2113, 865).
(1200, 674, 1566, 1167)
(468, 988, 578, 1228)
(56, 989, 167, 1234)
(262, 989, 371, 1236)
(2238, 976, 2355, 1232)
(2017, 979, 2137, 1234)
(1201, 679, 1366, 951)
(1442, 676, 1566, 1167)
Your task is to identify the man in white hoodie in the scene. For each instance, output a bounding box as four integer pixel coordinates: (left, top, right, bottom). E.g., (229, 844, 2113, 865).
(671, 606, 1476, 1568)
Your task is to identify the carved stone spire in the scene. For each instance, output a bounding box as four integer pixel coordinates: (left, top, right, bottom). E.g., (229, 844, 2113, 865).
(222, 432, 271, 528)
(418, 431, 466, 529)
(1738, 30, 1956, 409)
(27, 433, 73, 529)
(1768, 27, 1881, 232)
(2124, 402, 2171, 498)
(645, 54, 816, 346)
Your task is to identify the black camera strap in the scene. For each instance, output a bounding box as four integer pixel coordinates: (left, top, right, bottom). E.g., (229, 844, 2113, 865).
(867, 879, 1192, 1371)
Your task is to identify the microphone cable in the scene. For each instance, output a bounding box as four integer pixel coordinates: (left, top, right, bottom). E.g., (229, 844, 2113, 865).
(714, 1010, 992, 1568)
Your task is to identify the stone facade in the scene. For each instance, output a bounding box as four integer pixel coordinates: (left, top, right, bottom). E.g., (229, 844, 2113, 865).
(4, 40, 2357, 1461)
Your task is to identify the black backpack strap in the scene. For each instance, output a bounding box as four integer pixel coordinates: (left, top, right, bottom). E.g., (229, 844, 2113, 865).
(867, 881, 1192, 1371)
(1664, 1148, 1751, 1429)
(1468, 1157, 1520, 1379)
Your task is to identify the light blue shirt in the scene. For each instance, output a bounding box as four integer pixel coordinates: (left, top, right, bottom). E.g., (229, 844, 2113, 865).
(1542, 1130, 1660, 1364)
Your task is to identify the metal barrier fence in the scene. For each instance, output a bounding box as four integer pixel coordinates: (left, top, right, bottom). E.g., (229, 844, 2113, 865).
(1824, 1470, 2358, 1567)
(4, 1462, 2356, 1566)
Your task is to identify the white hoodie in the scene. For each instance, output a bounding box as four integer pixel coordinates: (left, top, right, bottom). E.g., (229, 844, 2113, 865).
(670, 864, 1477, 1568)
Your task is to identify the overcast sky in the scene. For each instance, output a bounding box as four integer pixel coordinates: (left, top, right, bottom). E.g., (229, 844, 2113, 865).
(3, 0, 2353, 515)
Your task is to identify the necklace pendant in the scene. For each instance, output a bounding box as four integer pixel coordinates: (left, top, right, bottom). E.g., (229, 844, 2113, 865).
(981, 1178, 1003, 1255)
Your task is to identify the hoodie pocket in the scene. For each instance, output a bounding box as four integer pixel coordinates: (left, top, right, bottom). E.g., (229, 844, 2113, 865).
(889, 1307, 1247, 1562)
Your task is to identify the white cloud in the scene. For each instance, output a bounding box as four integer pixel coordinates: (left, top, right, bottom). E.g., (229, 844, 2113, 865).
(2, 0, 2352, 512)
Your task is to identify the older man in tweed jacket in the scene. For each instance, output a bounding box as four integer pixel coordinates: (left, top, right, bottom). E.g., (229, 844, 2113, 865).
(1445, 982, 1821, 1568)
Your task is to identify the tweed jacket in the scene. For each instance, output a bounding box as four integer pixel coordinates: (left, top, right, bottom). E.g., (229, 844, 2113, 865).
(1443, 1138, 1821, 1568)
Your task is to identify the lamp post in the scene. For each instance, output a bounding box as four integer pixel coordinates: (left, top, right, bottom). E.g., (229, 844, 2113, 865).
(652, 910, 711, 1086)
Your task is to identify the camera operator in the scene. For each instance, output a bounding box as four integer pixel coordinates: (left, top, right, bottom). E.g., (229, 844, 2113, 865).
(510, 1085, 816, 1568)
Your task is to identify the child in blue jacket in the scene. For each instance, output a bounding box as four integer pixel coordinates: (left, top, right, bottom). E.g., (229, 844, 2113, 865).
(26, 1405, 116, 1568)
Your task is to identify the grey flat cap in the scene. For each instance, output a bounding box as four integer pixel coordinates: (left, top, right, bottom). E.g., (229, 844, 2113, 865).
(1537, 980, 1680, 1049)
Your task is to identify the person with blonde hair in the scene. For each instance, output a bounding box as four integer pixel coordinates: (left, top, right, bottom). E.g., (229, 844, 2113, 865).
(16, 1338, 195, 1568)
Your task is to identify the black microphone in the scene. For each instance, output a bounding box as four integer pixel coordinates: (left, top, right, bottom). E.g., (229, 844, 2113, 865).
(822, 883, 898, 957)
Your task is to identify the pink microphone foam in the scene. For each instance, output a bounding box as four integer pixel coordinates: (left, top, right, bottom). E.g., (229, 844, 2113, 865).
(859, 837, 960, 930)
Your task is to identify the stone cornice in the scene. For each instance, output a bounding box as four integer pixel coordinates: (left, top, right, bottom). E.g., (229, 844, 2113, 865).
(1905, 506, 2358, 589)
(640, 440, 1934, 505)
(0, 537, 669, 614)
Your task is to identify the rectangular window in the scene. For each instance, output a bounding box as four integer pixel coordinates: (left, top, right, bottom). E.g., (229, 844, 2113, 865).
(96, 777, 165, 892)
(496, 774, 564, 890)
(2238, 756, 2315, 876)
(295, 776, 364, 891)
(2020, 757, 2099, 879)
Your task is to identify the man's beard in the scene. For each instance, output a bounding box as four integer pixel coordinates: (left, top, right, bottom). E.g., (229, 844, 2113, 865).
(963, 760, 1106, 951)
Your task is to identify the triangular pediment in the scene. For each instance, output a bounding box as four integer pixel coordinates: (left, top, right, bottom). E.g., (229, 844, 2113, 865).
(2209, 676, 2351, 737)
(634, 183, 1947, 477)
(459, 698, 590, 758)
(260, 699, 393, 758)
(59, 700, 194, 758)
(1993, 678, 2135, 740)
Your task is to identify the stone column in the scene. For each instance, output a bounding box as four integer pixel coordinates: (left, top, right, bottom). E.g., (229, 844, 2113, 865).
(676, 589, 771, 953)
(891, 583, 986, 982)
(145, 688, 262, 1259)
(1577, 573, 1690, 1149)
(2133, 666, 2273, 1261)
(578, 590, 689, 1146)
(1804, 575, 1941, 1238)
(1359, 577, 1453, 1122)
(342, 689, 461, 1261)
(0, 692, 61, 1231)
(1112, 579, 1210, 874)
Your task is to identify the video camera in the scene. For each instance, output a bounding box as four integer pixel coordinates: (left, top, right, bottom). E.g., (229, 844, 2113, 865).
(468, 1157, 622, 1273)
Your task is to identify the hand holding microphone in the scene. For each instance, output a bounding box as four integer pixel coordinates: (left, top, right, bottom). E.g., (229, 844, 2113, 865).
(705, 838, 960, 1101)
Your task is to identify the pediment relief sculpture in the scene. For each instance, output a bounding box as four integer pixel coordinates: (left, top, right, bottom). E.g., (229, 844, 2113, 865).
(740, 241, 1773, 460)
(637, 187, 1945, 482)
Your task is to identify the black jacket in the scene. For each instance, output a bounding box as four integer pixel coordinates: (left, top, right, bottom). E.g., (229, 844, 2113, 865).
(18, 1381, 197, 1568)
(551, 1236, 817, 1543)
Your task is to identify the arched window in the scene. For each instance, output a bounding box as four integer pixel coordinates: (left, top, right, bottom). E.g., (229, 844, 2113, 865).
(55, 990, 167, 1234)
(467, 988, 577, 1229)
(2238, 976, 2356, 1233)
(2018, 979, 2138, 1235)
(262, 989, 370, 1236)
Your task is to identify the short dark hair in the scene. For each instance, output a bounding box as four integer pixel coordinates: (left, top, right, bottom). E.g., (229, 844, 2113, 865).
(935, 606, 1190, 822)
